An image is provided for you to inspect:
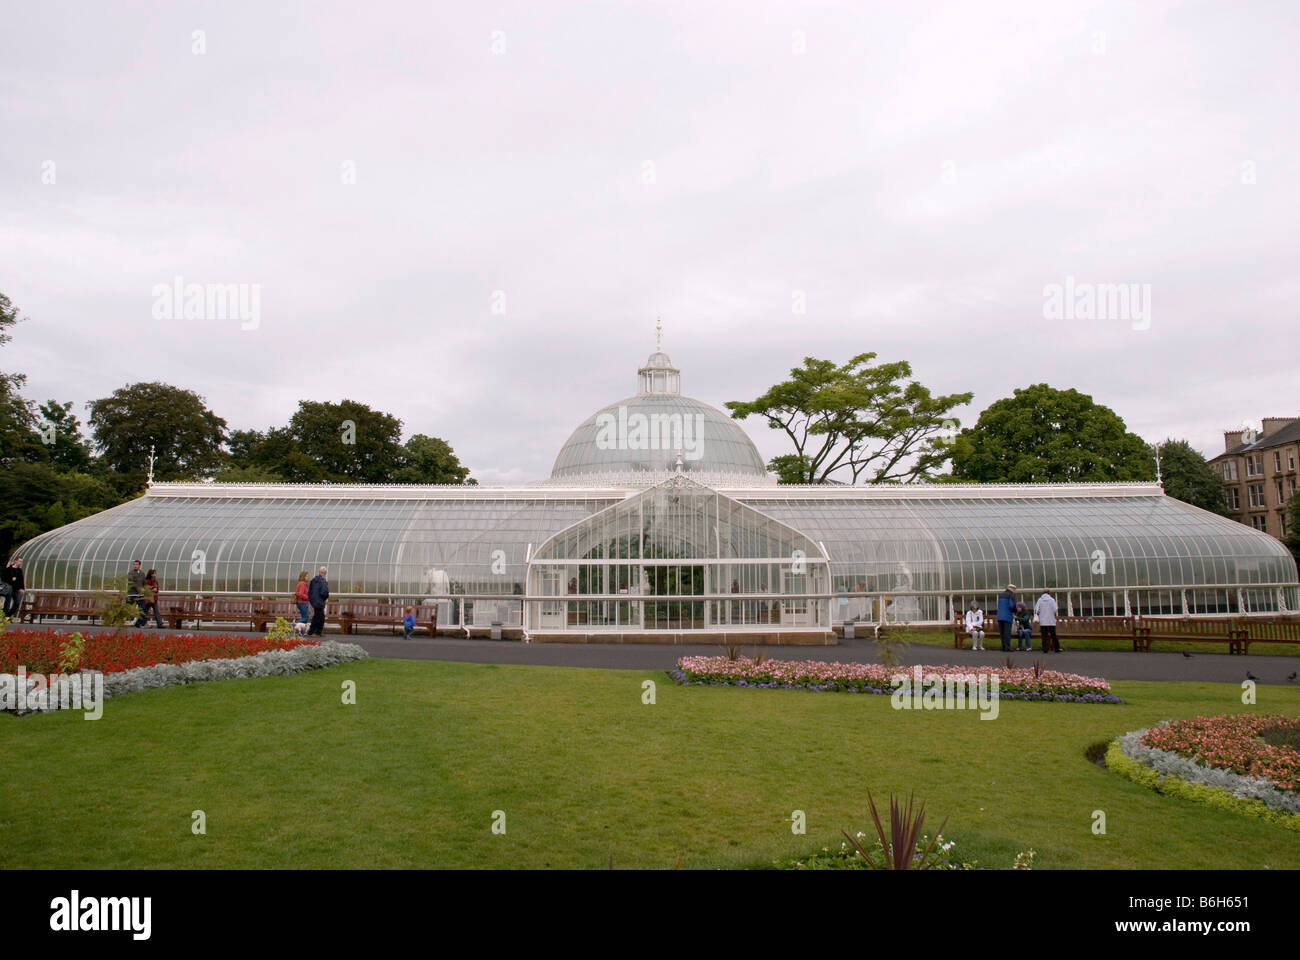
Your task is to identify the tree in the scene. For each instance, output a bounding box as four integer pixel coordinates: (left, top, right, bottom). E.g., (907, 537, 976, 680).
(725, 353, 973, 484)
(271, 400, 406, 482)
(0, 292, 40, 465)
(87, 382, 229, 480)
(0, 461, 123, 561)
(1154, 439, 1226, 515)
(36, 400, 94, 473)
(951, 385, 1154, 483)
(395, 434, 473, 484)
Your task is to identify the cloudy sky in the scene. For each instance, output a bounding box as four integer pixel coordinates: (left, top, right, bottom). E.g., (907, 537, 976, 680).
(2, 0, 1296, 483)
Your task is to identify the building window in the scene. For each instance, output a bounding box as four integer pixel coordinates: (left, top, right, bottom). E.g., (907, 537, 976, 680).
(1275, 451, 1283, 472)
(1227, 487, 1240, 510)
(1224, 460, 1238, 481)
(1290, 449, 1297, 471)
(1251, 515, 1268, 533)
(1279, 480, 1286, 506)
(1290, 477, 1297, 497)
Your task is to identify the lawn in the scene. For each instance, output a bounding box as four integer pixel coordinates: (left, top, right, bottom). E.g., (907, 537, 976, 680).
(3, 658, 1298, 869)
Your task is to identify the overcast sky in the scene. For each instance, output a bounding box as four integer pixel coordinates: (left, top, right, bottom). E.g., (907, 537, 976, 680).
(2, 1, 1297, 484)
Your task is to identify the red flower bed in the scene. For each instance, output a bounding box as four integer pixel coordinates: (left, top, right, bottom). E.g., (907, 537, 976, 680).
(0, 629, 315, 675)
(1140, 714, 1300, 791)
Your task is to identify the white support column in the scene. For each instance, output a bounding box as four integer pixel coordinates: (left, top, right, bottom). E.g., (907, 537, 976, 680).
(1180, 589, 1188, 616)
(1123, 590, 1131, 617)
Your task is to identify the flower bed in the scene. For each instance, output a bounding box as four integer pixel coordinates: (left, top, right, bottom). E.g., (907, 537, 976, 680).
(3, 641, 369, 715)
(0, 629, 313, 675)
(1138, 714, 1300, 791)
(1109, 722, 1300, 830)
(671, 656, 1119, 703)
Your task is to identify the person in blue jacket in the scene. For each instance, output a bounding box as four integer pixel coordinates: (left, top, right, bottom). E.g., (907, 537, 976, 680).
(996, 584, 1018, 651)
(403, 606, 416, 640)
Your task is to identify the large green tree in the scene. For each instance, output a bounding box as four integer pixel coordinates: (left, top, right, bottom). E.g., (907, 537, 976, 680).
(951, 385, 1154, 483)
(229, 406, 473, 484)
(36, 399, 94, 472)
(233, 400, 405, 483)
(394, 433, 473, 484)
(87, 382, 229, 481)
(0, 293, 41, 464)
(0, 294, 133, 559)
(1154, 439, 1226, 514)
(0, 462, 122, 561)
(726, 353, 973, 484)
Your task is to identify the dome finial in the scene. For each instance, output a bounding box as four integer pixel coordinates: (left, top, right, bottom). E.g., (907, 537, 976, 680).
(656, 316, 662, 352)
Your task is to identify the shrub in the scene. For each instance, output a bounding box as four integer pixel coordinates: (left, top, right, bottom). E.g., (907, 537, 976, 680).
(56, 631, 85, 674)
(265, 616, 293, 642)
(98, 577, 142, 631)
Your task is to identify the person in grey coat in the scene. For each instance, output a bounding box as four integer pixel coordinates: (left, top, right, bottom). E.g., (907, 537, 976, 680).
(1034, 589, 1060, 652)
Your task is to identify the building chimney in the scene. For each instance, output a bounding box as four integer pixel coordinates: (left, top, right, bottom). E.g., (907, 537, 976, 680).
(1224, 430, 1245, 452)
(1260, 416, 1296, 438)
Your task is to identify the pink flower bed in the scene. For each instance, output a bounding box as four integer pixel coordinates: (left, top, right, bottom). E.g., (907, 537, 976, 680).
(1140, 714, 1300, 791)
(673, 656, 1117, 702)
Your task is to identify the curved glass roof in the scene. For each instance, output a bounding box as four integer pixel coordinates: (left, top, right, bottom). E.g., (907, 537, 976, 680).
(748, 491, 1298, 594)
(15, 481, 1296, 621)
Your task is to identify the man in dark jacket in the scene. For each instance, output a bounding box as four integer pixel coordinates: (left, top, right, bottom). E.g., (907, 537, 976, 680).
(126, 560, 147, 620)
(307, 566, 329, 637)
(996, 583, 1017, 652)
(2, 555, 24, 618)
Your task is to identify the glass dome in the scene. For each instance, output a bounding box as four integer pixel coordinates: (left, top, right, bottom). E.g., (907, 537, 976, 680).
(549, 349, 770, 480)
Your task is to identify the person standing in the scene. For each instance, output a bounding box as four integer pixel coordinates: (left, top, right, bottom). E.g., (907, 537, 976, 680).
(2, 555, 24, 619)
(126, 560, 147, 620)
(403, 606, 416, 640)
(307, 566, 329, 637)
(294, 571, 311, 626)
(135, 568, 165, 628)
(1035, 588, 1060, 653)
(996, 583, 1017, 652)
(964, 600, 985, 650)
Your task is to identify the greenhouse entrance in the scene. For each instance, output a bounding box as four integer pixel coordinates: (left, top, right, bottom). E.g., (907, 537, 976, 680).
(525, 476, 831, 639)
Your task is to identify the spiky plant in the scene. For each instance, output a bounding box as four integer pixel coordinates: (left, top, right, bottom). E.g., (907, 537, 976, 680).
(843, 790, 949, 870)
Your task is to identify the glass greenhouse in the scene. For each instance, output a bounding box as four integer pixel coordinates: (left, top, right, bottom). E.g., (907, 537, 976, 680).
(15, 348, 1299, 637)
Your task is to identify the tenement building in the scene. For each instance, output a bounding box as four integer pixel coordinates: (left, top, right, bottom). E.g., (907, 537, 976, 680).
(1209, 417, 1300, 540)
(14, 350, 1300, 641)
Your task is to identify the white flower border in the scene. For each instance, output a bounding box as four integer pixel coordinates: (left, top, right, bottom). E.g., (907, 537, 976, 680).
(1117, 725, 1300, 814)
(3, 641, 368, 714)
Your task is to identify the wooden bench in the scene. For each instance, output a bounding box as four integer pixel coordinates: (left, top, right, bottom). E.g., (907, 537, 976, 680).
(1132, 617, 1288, 655)
(20, 591, 103, 624)
(953, 615, 1137, 649)
(335, 601, 437, 637)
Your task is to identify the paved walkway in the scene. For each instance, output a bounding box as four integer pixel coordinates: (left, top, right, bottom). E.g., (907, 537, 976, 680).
(15, 624, 1300, 685)
(350, 634, 1300, 686)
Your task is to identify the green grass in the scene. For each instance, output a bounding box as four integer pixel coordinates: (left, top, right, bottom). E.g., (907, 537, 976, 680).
(3, 659, 1298, 869)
